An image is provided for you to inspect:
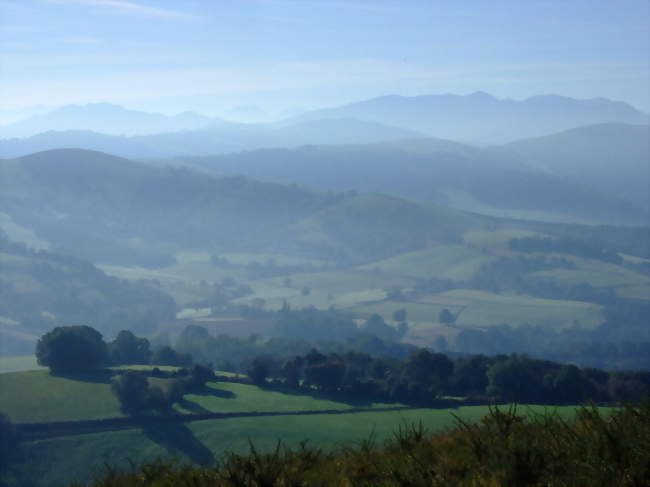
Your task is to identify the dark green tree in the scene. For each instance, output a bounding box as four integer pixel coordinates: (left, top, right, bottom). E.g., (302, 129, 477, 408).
(108, 330, 152, 365)
(36, 325, 108, 373)
(393, 308, 407, 322)
(111, 371, 151, 414)
(438, 309, 456, 325)
(0, 413, 17, 472)
(248, 358, 269, 385)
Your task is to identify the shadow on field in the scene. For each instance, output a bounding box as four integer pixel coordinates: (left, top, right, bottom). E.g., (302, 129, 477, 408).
(52, 368, 115, 384)
(200, 387, 236, 399)
(140, 421, 215, 466)
(178, 398, 211, 414)
(264, 384, 378, 408)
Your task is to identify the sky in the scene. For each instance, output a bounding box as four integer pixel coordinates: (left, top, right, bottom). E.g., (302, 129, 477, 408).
(1, 0, 648, 120)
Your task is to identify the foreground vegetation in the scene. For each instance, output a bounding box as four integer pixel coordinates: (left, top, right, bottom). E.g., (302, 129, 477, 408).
(2, 405, 610, 487)
(69, 403, 648, 487)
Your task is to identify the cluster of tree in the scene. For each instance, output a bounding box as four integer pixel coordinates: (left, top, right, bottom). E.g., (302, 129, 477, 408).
(174, 320, 416, 375)
(250, 348, 650, 405)
(111, 364, 214, 414)
(273, 306, 408, 342)
(36, 326, 191, 373)
(210, 254, 326, 279)
(449, 297, 650, 370)
(0, 233, 176, 339)
(509, 236, 623, 264)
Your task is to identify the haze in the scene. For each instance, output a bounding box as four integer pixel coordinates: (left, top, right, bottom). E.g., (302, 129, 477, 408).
(1, 0, 649, 121)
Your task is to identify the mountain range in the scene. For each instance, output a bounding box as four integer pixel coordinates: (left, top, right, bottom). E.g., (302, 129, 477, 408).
(1, 92, 647, 151)
(292, 92, 649, 143)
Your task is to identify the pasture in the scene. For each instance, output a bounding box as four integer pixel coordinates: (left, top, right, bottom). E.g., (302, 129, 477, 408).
(175, 382, 402, 415)
(359, 244, 494, 280)
(354, 289, 604, 329)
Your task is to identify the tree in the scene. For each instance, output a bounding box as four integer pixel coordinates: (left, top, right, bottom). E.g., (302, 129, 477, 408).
(36, 325, 108, 373)
(393, 309, 407, 322)
(438, 309, 456, 325)
(151, 346, 192, 367)
(0, 413, 17, 472)
(362, 314, 399, 341)
(108, 330, 151, 365)
(111, 371, 151, 414)
(248, 358, 269, 385)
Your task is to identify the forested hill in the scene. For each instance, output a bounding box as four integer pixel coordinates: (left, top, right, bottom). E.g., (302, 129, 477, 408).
(0, 234, 176, 354)
(176, 126, 649, 226)
(0, 149, 483, 265)
(504, 123, 650, 212)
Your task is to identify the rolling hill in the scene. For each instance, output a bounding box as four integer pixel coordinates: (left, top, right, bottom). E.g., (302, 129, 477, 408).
(0, 118, 419, 159)
(177, 132, 649, 226)
(504, 123, 650, 212)
(0, 148, 480, 266)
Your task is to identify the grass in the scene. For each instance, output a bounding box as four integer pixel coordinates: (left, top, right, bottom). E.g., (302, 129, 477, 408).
(463, 229, 539, 251)
(236, 270, 414, 311)
(616, 284, 650, 300)
(359, 245, 494, 280)
(217, 252, 325, 267)
(354, 290, 604, 330)
(3, 404, 604, 487)
(0, 370, 400, 424)
(535, 257, 649, 288)
(0, 370, 123, 423)
(175, 382, 402, 415)
(0, 355, 44, 374)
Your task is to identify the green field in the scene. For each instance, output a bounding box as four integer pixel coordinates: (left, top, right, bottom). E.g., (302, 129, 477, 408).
(0, 370, 400, 424)
(616, 284, 650, 300)
(0, 355, 44, 374)
(234, 270, 414, 311)
(0, 370, 123, 423)
(354, 289, 604, 330)
(535, 257, 649, 288)
(4, 405, 601, 487)
(359, 245, 494, 280)
(176, 382, 402, 415)
(463, 229, 539, 251)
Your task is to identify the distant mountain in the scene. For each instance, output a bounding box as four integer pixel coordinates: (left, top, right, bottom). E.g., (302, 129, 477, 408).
(504, 123, 650, 212)
(291, 92, 649, 144)
(0, 118, 420, 159)
(0, 103, 215, 137)
(176, 131, 649, 226)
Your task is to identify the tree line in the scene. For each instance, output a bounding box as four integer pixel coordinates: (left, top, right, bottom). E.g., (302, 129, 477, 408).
(247, 348, 649, 405)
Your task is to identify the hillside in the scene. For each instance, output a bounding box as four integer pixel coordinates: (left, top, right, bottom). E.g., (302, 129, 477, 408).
(504, 123, 650, 212)
(0, 149, 490, 266)
(291, 92, 649, 143)
(0, 118, 419, 159)
(2, 149, 649, 363)
(0, 235, 176, 354)
(179, 135, 649, 226)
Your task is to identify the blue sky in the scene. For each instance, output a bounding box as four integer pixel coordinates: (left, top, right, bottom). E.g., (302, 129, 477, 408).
(1, 0, 648, 119)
